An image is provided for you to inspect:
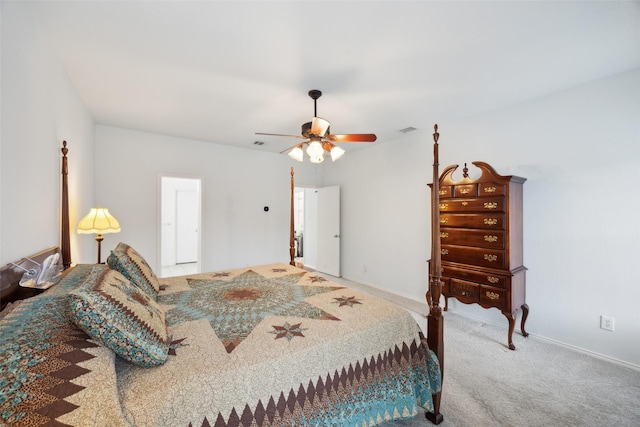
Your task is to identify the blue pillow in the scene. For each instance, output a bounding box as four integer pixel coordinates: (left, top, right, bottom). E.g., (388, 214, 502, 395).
(107, 242, 159, 299)
(69, 265, 169, 367)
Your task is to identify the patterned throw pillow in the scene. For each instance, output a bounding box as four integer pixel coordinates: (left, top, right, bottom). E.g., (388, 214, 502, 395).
(107, 242, 159, 299)
(69, 265, 169, 367)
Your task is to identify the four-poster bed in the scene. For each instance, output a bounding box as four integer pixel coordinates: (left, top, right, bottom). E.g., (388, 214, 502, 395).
(426, 125, 445, 424)
(0, 134, 445, 426)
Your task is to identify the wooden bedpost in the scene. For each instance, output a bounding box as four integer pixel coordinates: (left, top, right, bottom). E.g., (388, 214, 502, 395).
(61, 141, 71, 269)
(426, 125, 444, 424)
(290, 167, 296, 266)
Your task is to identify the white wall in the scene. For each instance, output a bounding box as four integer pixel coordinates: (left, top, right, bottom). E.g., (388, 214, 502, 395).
(0, 2, 95, 266)
(323, 134, 433, 301)
(94, 126, 320, 273)
(328, 68, 640, 367)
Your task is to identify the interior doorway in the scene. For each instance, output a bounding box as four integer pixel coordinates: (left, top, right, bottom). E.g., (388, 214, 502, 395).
(294, 186, 340, 277)
(159, 175, 202, 277)
(293, 187, 305, 265)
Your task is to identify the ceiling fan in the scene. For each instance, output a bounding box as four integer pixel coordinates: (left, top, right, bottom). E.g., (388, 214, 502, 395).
(256, 90, 377, 163)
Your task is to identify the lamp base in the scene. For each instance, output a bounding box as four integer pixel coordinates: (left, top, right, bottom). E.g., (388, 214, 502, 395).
(95, 234, 104, 264)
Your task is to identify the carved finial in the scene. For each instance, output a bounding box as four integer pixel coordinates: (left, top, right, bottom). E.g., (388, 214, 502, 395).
(433, 124, 439, 143)
(290, 167, 294, 177)
(61, 140, 68, 156)
(463, 163, 469, 178)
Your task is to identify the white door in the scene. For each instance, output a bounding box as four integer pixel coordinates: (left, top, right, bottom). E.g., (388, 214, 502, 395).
(316, 185, 340, 276)
(176, 190, 198, 264)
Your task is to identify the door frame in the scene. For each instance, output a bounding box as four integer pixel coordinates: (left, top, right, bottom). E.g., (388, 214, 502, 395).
(158, 174, 203, 276)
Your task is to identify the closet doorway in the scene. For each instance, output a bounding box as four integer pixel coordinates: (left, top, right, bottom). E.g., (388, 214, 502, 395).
(159, 175, 202, 277)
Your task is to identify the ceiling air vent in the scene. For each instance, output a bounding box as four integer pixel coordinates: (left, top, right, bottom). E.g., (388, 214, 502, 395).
(253, 141, 265, 146)
(399, 127, 417, 134)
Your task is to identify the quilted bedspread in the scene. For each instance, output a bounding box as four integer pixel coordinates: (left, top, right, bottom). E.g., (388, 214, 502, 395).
(0, 263, 441, 426)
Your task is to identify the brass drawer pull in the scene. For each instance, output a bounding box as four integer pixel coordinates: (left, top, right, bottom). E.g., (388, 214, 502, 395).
(440, 232, 449, 239)
(486, 291, 499, 300)
(441, 249, 449, 255)
(459, 188, 471, 194)
(484, 186, 497, 193)
(484, 254, 498, 262)
(484, 235, 498, 243)
(461, 201, 468, 206)
(439, 189, 447, 196)
(484, 202, 498, 210)
(461, 291, 467, 296)
(440, 203, 449, 210)
(484, 218, 498, 225)
(440, 218, 448, 224)
(487, 276, 499, 284)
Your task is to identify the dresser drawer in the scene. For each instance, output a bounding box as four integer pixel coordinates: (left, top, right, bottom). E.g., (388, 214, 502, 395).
(453, 184, 476, 198)
(478, 182, 506, 197)
(438, 186, 453, 198)
(440, 228, 504, 249)
(441, 265, 509, 289)
(480, 285, 508, 310)
(439, 197, 504, 213)
(440, 213, 505, 229)
(437, 276, 450, 295)
(449, 279, 479, 303)
(441, 245, 506, 269)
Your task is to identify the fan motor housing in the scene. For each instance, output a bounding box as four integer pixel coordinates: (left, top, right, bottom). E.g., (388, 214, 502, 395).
(301, 121, 329, 138)
(301, 122, 312, 138)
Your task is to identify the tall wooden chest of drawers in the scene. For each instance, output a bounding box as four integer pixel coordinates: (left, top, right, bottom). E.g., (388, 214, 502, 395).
(433, 161, 528, 350)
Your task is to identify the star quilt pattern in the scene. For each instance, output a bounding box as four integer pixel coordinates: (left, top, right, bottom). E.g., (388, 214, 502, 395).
(0, 263, 441, 427)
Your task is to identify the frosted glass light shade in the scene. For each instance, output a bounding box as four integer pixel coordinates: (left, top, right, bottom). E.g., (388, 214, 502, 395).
(77, 208, 121, 234)
(309, 154, 324, 163)
(330, 145, 345, 161)
(306, 140, 324, 157)
(306, 140, 325, 163)
(288, 146, 304, 162)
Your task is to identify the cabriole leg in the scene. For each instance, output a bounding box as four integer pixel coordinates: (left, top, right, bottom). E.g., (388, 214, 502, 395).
(503, 311, 516, 350)
(520, 304, 530, 337)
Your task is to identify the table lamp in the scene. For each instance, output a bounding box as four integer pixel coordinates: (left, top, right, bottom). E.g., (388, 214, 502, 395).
(77, 207, 121, 263)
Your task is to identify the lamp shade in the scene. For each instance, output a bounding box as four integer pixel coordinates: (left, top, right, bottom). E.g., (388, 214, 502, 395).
(77, 208, 121, 234)
(330, 145, 345, 161)
(288, 145, 304, 162)
(306, 140, 325, 163)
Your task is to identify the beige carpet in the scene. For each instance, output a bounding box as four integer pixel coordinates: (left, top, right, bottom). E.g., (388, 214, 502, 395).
(323, 275, 640, 427)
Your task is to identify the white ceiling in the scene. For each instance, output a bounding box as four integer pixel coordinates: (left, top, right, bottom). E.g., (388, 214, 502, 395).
(34, 1, 640, 154)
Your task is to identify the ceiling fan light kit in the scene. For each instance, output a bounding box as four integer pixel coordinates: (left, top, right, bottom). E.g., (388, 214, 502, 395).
(288, 145, 305, 162)
(256, 90, 376, 163)
(329, 145, 345, 161)
(306, 140, 325, 163)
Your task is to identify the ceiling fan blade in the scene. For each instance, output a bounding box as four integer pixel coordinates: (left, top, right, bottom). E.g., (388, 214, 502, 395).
(256, 132, 305, 139)
(328, 134, 377, 143)
(310, 117, 330, 137)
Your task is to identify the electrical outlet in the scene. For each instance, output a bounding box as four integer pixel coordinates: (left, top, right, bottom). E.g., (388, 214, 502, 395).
(600, 315, 615, 331)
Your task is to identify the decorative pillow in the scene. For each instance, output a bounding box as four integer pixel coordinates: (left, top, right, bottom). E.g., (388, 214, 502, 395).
(107, 242, 159, 299)
(69, 265, 169, 367)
